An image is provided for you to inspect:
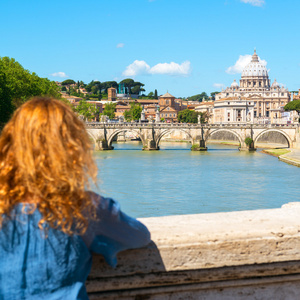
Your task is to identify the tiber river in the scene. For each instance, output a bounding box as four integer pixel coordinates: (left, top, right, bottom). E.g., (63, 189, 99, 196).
(93, 142, 300, 218)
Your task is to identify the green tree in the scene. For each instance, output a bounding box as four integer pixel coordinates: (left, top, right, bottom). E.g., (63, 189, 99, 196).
(120, 78, 135, 95)
(188, 92, 208, 101)
(61, 79, 76, 86)
(0, 57, 60, 127)
(284, 100, 300, 113)
(147, 92, 154, 98)
(102, 102, 116, 119)
(210, 91, 219, 101)
(154, 89, 158, 99)
(75, 100, 99, 121)
(131, 82, 145, 95)
(177, 109, 207, 123)
(124, 103, 142, 121)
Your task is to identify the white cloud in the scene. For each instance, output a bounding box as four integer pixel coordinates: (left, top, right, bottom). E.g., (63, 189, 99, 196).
(50, 72, 68, 78)
(122, 60, 191, 77)
(213, 83, 225, 89)
(117, 43, 124, 48)
(240, 0, 265, 6)
(226, 54, 267, 74)
(122, 60, 150, 76)
(149, 61, 191, 76)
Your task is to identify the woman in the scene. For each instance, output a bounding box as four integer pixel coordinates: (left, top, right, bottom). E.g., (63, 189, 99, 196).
(0, 97, 151, 300)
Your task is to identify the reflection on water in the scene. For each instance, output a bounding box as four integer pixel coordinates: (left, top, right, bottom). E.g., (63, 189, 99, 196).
(93, 141, 300, 218)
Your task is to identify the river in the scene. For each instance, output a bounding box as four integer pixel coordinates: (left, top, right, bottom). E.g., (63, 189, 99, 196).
(93, 142, 299, 218)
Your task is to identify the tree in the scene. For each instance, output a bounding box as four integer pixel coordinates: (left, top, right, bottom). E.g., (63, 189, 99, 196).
(61, 79, 76, 86)
(102, 102, 116, 119)
(147, 92, 154, 98)
(284, 100, 300, 113)
(120, 78, 135, 95)
(131, 82, 145, 95)
(75, 100, 99, 121)
(177, 109, 207, 123)
(154, 89, 158, 99)
(210, 91, 219, 101)
(0, 57, 60, 128)
(188, 92, 208, 101)
(124, 103, 142, 121)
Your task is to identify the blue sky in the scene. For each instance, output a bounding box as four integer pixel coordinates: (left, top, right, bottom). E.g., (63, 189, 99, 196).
(0, 0, 299, 97)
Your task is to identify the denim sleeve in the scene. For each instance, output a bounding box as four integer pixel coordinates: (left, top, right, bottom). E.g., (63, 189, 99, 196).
(81, 193, 151, 267)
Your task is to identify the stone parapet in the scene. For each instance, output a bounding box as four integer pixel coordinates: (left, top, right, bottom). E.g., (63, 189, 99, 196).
(87, 203, 300, 299)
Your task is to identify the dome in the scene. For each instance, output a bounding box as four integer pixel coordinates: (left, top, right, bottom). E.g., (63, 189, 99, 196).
(241, 50, 268, 78)
(231, 79, 239, 88)
(272, 79, 280, 88)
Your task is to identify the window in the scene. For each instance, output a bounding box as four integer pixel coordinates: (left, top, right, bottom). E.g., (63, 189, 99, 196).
(167, 107, 170, 110)
(227, 112, 230, 117)
(281, 93, 284, 96)
(228, 102, 230, 105)
(173, 113, 176, 117)
(259, 103, 261, 107)
(254, 111, 257, 117)
(266, 111, 269, 117)
(228, 118, 230, 121)
(237, 110, 241, 118)
(166, 100, 169, 104)
(169, 113, 172, 117)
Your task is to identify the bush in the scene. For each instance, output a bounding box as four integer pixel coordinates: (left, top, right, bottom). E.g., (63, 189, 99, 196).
(244, 137, 253, 146)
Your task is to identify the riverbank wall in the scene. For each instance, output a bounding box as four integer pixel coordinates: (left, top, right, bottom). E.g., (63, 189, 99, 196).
(87, 203, 300, 299)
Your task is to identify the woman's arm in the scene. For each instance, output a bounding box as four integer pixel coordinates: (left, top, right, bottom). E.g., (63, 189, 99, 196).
(81, 192, 151, 267)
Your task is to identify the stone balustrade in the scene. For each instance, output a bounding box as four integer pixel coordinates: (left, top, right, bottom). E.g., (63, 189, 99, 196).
(86, 203, 300, 299)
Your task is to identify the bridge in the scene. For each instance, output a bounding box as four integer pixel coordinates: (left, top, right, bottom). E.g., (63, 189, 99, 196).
(86, 122, 300, 151)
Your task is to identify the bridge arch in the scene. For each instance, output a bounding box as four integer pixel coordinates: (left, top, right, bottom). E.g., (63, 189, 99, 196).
(206, 128, 243, 145)
(87, 131, 97, 146)
(107, 129, 146, 147)
(254, 129, 292, 148)
(156, 129, 193, 147)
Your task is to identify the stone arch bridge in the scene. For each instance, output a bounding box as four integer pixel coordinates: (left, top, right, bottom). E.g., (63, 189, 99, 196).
(86, 122, 299, 151)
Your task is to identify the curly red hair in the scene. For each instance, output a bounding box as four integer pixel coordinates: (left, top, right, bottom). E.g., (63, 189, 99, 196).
(0, 97, 97, 234)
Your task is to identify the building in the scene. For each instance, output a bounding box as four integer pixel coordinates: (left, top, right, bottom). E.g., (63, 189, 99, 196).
(194, 101, 214, 123)
(212, 97, 254, 124)
(108, 88, 117, 101)
(215, 50, 290, 123)
(159, 92, 181, 122)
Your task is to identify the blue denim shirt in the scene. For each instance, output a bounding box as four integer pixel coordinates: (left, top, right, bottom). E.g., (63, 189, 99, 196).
(0, 194, 151, 300)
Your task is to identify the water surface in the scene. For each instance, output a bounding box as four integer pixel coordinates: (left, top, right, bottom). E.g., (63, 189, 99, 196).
(93, 142, 300, 218)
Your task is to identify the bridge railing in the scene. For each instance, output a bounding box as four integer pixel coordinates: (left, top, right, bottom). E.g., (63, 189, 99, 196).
(85, 122, 299, 129)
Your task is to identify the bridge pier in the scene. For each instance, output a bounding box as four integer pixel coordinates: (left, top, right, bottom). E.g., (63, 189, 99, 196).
(191, 139, 207, 151)
(142, 140, 159, 151)
(238, 142, 256, 152)
(97, 140, 114, 151)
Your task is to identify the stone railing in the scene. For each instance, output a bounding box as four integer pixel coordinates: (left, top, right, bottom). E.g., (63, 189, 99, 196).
(87, 203, 300, 299)
(86, 122, 299, 129)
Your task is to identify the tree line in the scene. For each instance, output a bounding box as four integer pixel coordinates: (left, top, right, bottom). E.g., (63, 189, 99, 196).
(61, 78, 159, 100)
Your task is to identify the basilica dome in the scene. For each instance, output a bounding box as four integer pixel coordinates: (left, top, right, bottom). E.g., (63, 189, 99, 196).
(241, 50, 268, 78)
(231, 79, 239, 88)
(271, 79, 280, 88)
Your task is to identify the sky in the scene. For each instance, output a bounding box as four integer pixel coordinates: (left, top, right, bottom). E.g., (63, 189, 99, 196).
(0, 0, 299, 97)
